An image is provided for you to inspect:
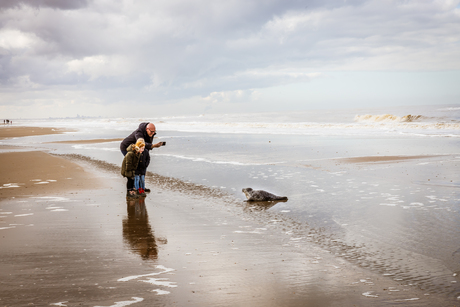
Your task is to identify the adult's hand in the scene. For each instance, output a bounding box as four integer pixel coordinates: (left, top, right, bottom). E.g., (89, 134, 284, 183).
(151, 142, 164, 149)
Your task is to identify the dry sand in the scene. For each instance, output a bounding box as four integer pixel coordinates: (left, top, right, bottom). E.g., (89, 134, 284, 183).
(0, 126, 102, 199)
(0, 151, 101, 199)
(0, 126, 70, 139)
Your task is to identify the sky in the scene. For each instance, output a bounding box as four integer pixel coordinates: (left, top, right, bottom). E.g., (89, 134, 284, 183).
(0, 0, 459, 118)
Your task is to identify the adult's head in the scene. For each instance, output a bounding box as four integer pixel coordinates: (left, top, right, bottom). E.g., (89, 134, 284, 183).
(146, 123, 156, 137)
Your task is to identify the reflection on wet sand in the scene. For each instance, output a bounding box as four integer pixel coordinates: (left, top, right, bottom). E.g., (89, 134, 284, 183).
(123, 198, 159, 260)
(243, 199, 287, 212)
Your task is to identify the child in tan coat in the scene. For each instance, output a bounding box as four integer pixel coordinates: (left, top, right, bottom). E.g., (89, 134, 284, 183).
(121, 139, 145, 199)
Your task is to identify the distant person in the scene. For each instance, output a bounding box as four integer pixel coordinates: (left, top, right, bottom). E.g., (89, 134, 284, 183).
(134, 138, 150, 197)
(120, 122, 164, 156)
(121, 139, 144, 199)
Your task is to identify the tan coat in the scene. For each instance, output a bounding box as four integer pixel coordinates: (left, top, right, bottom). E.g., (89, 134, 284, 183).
(121, 144, 140, 178)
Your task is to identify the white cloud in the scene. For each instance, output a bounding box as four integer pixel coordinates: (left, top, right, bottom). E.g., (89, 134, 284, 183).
(0, 28, 39, 50)
(67, 55, 134, 80)
(202, 89, 260, 104)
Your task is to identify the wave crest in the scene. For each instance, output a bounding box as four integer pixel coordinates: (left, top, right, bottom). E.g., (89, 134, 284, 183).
(354, 114, 424, 123)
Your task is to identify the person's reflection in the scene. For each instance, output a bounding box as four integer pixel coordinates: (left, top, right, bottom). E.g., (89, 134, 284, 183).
(242, 199, 286, 213)
(123, 198, 158, 260)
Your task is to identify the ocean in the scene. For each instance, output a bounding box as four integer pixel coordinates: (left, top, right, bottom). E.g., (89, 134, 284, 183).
(3, 104, 460, 300)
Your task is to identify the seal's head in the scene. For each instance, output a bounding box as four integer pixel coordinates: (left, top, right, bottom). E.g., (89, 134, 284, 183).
(242, 188, 253, 200)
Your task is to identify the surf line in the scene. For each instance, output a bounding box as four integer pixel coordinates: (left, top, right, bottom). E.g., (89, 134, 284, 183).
(117, 265, 175, 282)
(93, 297, 143, 307)
(117, 265, 177, 296)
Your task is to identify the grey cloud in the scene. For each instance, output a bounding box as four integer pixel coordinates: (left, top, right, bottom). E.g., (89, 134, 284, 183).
(0, 0, 89, 10)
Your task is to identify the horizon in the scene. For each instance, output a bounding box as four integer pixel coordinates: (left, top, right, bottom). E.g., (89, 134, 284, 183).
(2, 103, 459, 121)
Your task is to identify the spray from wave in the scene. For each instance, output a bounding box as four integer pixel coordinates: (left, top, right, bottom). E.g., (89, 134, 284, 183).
(354, 114, 424, 123)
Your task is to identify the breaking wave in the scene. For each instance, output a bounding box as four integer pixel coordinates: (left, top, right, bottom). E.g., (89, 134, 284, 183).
(156, 120, 460, 137)
(354, 114, 425, 123)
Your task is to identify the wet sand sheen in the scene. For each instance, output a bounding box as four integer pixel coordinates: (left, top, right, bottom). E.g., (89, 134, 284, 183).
(337, 155, 441, 164)
(1, 179, 438, 306)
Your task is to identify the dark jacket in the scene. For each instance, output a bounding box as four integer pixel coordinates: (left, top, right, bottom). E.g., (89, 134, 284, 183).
(121, 145, 141, 178)
(135, 149, 150, 176)
(120, 122, 154, 152)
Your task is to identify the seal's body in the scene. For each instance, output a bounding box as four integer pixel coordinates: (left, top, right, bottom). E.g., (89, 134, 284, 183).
(242, 188, 288, 202)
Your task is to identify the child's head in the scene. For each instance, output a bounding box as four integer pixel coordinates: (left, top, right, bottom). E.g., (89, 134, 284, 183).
(136, 138, 145, 153)
(136, 138, 145, 147)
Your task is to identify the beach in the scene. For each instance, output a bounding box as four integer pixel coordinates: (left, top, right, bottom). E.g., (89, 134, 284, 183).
(0, 108, 459, 306)
(0, 151, 101, 199)
(0, 127, 70, 139)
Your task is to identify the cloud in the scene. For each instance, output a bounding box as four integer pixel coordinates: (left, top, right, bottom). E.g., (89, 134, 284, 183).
(0, 28, 40, 50)
(0, 0, 89, 10)
(0, 0, 459, 116)
(201, 89, 261, 104)
(66, 55, 135, 80)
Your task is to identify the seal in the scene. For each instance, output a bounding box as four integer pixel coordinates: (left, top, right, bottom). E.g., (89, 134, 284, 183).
(242, 188, 288, 202)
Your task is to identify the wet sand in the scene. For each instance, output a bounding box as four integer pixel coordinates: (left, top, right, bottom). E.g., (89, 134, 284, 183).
(0, 127, 449, 306)
(1, 178, 439, 306)
(337, 155, 441, 164)
(0, 151, 102, 199)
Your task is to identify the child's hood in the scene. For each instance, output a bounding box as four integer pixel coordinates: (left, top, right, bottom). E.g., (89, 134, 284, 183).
(127, 144, 139, 153)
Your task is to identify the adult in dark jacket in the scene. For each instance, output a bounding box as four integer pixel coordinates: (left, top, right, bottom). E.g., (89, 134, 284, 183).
(120, 122, 164, 193)
(120, 122, 163, 156)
